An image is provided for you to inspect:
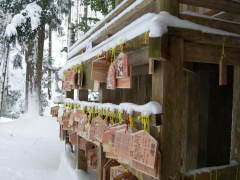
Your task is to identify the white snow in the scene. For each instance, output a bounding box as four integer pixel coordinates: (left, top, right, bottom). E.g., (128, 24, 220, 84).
(60, 11, 240, 79)
(0, 113, 96, 180)
(68, 0, 145, 59)
(69, 0, 140, 52)
(5, 2, 42, 37)
(61, 98, 162, 115)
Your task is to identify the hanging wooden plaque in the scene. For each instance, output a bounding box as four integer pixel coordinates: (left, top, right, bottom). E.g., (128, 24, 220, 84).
(113, 129, 132, 164)
(131, 130, 158, 169)
(115, 52, 129, 79)
(219, 56, 227, 86)
(91, 58, 110, 82)
(93, 80, 101, 92)
(65, 70, 75, 86)
(107, 62, 117, 90)
(116, 65, 132, 89)
(94, 117, 108, 143)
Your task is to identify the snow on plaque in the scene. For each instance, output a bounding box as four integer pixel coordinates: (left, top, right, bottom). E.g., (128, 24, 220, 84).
(106, 62, 116, 90)
(131, 130, 158, 169)
(115, 52, 129, 79)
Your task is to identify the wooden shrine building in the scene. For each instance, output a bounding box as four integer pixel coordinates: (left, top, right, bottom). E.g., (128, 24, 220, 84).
(53, 0, 240, 179)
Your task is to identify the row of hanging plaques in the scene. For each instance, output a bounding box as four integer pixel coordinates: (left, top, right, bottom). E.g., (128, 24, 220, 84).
(91, 52, 132, 90)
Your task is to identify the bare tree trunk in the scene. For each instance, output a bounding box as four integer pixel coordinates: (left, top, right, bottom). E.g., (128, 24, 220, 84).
(34, 25, 46, 115)
(48, 25, 52, 100)
(25, 42, 34, 112)
(0, 43, 10, 116)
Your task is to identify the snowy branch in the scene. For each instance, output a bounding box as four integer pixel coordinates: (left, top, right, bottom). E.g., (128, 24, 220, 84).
(5, 2, 42, 38)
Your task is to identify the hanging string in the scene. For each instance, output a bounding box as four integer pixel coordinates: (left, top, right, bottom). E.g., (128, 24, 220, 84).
(194, 174, 197, 180)
(144, 30, 150, 44)
(120, 42, 125, 53)
(221, 43, 225, 57)
(215, 170, 218, 180)
(111, 48, 116, 63)
(236, 166, 238, 180)
(118, 111, 123, 124)
(109, 111, 115, 125)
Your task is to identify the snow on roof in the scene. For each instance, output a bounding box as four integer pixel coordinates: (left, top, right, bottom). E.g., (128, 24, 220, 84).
(61, 98, 162, 115)
(69, 0, 143, 52)
(60, 11, 240, 79)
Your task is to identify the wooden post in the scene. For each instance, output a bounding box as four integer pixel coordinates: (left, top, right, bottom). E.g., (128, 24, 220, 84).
(161, 37, 185, 180)
(231, 65, 240, 161)
(97, 145, 106, 180)
(76, 88, 89, 171)
(76, 137, 88, 171)
(152, 1, 182, 179)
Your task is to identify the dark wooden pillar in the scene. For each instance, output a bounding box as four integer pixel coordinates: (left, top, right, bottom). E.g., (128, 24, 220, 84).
(152, 1, 182, 179)
(78, 89, 88, 101)
(76, 88, 89, 171)
(66, 89, 74, 99)
(231, 65, 240, 161)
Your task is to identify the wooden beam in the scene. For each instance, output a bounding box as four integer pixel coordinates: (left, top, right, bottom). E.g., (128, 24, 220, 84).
(179, 0, 240, 15)
(149, 35, 169, 61)
(168, 27, 240, 48)
(180, 13, 240, 34)
(184, 42, 240, 65)
(231, 65, 240, 161)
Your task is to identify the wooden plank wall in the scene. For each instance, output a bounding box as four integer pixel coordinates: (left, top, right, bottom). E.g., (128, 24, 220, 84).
(231, 65, 240, 161)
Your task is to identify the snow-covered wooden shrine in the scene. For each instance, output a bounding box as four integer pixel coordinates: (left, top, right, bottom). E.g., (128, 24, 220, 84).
(52, 0, 240, 179)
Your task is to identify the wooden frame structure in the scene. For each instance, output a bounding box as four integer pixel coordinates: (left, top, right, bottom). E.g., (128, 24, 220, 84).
(59, 0, 240, 180)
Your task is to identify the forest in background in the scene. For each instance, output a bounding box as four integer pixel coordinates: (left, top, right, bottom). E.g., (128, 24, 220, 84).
(0, 0, 115, 118)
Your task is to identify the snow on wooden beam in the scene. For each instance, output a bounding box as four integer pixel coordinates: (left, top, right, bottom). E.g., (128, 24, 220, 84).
(168, 27, 240, 48)
(180, 0, 240, 15)
(180, 13, 240, 35)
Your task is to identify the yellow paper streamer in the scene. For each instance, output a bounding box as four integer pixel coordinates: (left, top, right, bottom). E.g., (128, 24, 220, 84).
(118, 111, 123, 125)
(129, 115, 134, 130)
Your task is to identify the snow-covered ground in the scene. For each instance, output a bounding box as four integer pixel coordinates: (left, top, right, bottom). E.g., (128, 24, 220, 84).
(0, 113, 96, 180)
